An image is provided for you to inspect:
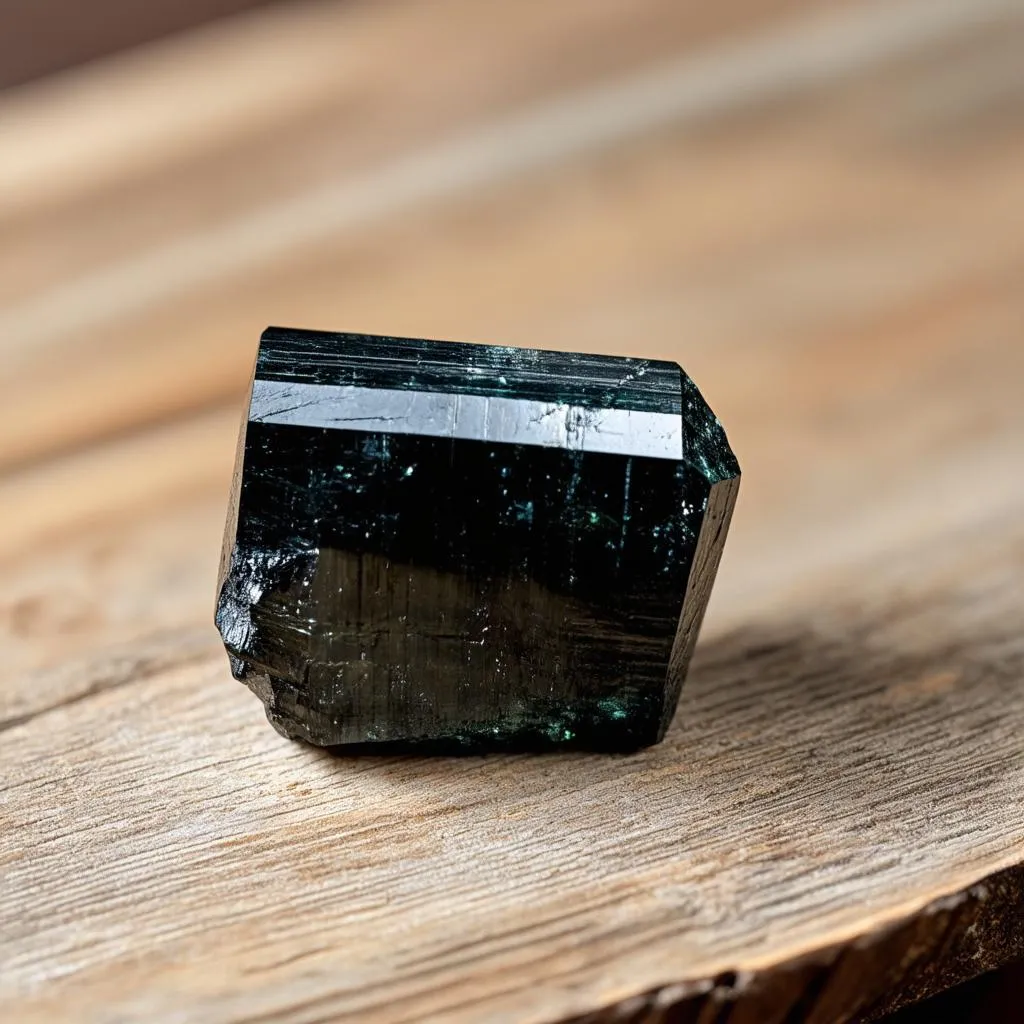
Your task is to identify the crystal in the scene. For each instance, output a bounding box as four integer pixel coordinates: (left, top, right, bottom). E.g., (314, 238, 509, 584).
(216, 328, 740, 751)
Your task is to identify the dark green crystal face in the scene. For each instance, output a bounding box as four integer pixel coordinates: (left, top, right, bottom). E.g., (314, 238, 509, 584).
(217, 328, 739, 751)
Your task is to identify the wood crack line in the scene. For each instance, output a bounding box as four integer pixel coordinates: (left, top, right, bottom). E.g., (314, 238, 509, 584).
(0, 643, 218, 735)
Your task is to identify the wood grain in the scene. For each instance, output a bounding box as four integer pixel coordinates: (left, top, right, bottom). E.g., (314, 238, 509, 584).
(2, 1, 1023, 1021)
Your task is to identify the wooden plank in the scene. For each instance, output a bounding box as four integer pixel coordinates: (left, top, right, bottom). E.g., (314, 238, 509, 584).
(2, 0, 1024, 1021)
(3, 452, 1023, 1022)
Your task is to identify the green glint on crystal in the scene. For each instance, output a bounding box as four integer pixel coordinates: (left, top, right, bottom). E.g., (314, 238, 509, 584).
(597, 697, 630, 721)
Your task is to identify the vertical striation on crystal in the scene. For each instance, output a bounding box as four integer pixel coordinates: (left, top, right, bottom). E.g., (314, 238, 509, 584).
(216, 328, 740, 751)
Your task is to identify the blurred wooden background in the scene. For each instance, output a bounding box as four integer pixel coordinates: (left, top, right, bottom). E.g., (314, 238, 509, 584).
(2, 1, 1023, 1021)
(0, 0, 277, 88)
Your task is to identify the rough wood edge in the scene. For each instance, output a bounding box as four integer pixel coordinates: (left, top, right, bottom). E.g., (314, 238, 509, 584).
(568, 863, 1024, 1024)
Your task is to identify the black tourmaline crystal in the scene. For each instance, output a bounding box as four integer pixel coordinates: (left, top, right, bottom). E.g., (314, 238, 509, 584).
(216, 328, 739, 751)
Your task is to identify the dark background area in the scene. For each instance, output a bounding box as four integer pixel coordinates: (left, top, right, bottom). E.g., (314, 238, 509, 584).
(0, 0, 276, 88)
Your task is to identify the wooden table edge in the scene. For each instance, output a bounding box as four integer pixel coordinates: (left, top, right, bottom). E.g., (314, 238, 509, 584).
(570, 862, 1024, 1023)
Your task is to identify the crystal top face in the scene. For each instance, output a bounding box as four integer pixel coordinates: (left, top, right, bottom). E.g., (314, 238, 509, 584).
(255, 330, 686, 412)
(217, 328, 740, 751)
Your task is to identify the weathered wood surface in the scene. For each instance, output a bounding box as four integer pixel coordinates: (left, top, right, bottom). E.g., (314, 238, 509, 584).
(2, 1, 1023, 1021)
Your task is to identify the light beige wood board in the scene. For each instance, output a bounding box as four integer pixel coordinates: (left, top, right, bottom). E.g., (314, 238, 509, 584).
(2, 0, 1024, 1021)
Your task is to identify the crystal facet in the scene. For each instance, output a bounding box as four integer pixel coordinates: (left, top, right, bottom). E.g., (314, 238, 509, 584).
(216, 328, 740, 751)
